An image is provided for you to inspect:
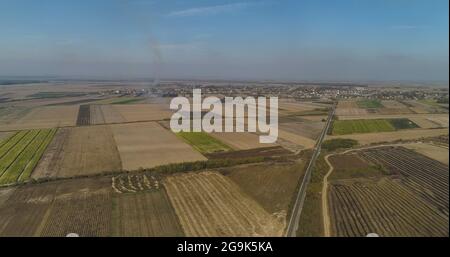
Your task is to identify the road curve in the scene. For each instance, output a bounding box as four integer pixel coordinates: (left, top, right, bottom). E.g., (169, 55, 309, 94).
(322, 154, 334, 237)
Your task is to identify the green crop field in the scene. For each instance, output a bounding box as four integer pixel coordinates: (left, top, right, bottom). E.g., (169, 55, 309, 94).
(332, 119, 395, 135)
(177, 132, 233, 154)
(332, 118, 419, 135)
(0, 128, 56, 185)
(356, 99, 383, 108)
(388, 118, 419, 129)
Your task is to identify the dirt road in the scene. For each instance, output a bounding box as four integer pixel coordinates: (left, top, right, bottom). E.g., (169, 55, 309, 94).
(322, 154, 333, 237)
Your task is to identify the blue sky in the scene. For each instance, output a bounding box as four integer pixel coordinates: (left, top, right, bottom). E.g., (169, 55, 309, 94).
(0, 0, 448, 81)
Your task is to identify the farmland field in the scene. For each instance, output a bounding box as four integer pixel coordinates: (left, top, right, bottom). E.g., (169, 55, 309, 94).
(279, 121, 324, 140)
(327, 147, 449, 236)
(403, 143, 449, 165)
(0, 129, 56, 185)
(0, 177, 112, 236)
(336, 113, 449, 121)
(278, 129, 316, 149)
(336, 101, 368, 116)
(222, 161, 307, 217)
(209, 132, 276, 150)
(111, 188, 184, 236)
(113, 104, 172, 122)
(0, 106, 78, 131)
(76, 105, 90, 126)
(164, 171, 284, 236)
(112, 122, 207, 170)
(427, 116, 449, 127)
(332, 119, 395, 135)
(380, 100, 408, 109)
(32, 126, 122, 178)
(328, 153, 384, 181)
(408, 117, 442, 128)
(388, 118, 419, 129)
(326, 128, 448, 145)
(356, 99, 383, 108)
(332, 118, 418, 135)
(40, 180, 112, 237)
(75, 104, 171, 125)
(99, 105, 126, 124)
(206, 145, 291, 159)
(329, 177, 448, 236)
(177, 132, 233, 154)
(0, 106, 31, 126)
(110, 97, 144, 104)
(359, 146, 449, 215)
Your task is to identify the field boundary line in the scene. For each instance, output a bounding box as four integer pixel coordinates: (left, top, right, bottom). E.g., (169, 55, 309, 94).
(0, 118, 172, 133)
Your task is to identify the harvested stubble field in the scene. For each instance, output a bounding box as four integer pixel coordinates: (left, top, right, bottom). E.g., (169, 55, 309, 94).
(89, 104, 106, 125)
(427, 116, 449, 127)
(336, 101, 368, 116)
(112, 104, 172, 122)
(374, 100, 414, 115)
(0, 129, 56, 185)
(278, 101, 323, 116)
(112, 122, 207, 171)
(408, 117, 442, 128)
(32, 126, 122, 178)
(164, 171, 285, 236)
(403, 143, 449, 165)
(326, 128, 449, 145)
(0, 106, 78, 131)
(279, 121, 324, 140)
(177, 132, 233, 154)
(80, 104, 171, 125)
(209, 132, 276, 150)
(277, 129, 316, 149)
(87, 104, 126, 125)
(0, 177, 112, 236)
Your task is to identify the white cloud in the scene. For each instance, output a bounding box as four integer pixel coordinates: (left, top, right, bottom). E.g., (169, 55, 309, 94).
(167, 2, 251, 17)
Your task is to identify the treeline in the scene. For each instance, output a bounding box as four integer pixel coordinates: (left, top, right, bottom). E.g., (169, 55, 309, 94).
(0, 156, 266, 188)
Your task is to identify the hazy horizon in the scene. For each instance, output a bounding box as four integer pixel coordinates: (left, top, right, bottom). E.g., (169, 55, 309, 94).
(1, 0, 448, 82)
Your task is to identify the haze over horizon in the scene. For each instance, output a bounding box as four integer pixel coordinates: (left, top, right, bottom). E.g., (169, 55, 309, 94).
(0, 0, 448, 82)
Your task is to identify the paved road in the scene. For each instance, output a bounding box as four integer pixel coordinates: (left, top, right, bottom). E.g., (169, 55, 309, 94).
(285, 102, 336, 237)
